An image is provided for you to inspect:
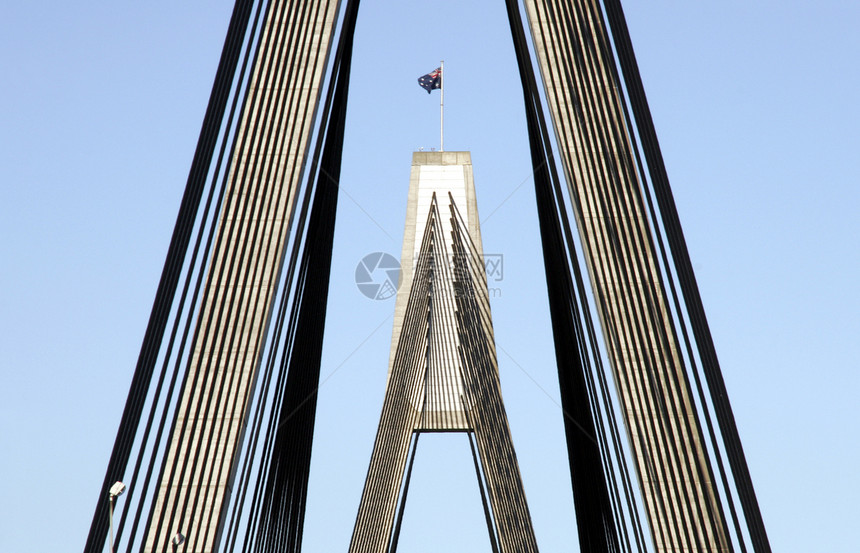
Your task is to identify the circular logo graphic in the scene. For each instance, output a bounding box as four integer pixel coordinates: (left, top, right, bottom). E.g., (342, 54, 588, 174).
(355, 252, 400, 300)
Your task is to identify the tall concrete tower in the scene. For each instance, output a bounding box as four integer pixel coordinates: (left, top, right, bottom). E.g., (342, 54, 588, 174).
(521, 2, 733, 550)
(387, 151, 481, 431)
(349, 152, 539, 553)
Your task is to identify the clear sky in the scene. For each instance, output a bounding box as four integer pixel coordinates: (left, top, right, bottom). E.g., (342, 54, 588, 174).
(1, 1, 859, 552)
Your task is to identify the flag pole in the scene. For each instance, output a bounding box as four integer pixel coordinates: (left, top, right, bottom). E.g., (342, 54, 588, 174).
(440, 60, 444, 152)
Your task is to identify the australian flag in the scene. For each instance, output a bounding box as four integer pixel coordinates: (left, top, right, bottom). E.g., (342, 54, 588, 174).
(417, 67, 442, 94)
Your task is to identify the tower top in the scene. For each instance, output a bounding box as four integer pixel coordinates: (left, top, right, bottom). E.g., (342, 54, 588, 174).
(411, 150, 471, 166)
(386, 150, 483, 430)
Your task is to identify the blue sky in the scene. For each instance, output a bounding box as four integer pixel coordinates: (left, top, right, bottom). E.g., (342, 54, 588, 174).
(1, 1, 859, 552)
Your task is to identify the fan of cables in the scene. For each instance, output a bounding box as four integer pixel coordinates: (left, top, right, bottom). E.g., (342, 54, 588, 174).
(83, 0, 360, 552)
(505, 0, 771, 552)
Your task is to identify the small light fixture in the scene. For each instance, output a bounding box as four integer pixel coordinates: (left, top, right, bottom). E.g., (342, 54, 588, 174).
(109, 481, 126, 498)
(171, 532, 186, 552)
(108, 481, 126, 553)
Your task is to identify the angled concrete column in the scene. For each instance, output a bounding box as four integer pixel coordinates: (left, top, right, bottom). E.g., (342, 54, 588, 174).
(143, 1, 340, 551)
